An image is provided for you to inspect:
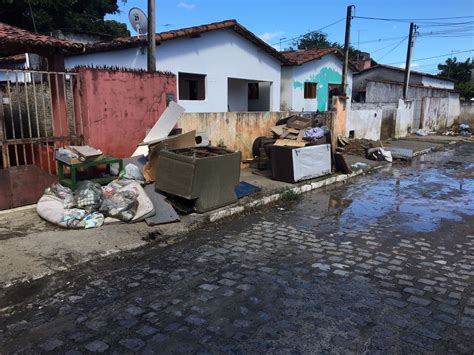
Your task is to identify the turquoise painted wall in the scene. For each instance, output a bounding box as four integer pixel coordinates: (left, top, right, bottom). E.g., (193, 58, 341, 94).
(293, 66, 352, 111)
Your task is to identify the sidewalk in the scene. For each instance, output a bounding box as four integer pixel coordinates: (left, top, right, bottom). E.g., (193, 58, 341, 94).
(0, 137, 464, 288)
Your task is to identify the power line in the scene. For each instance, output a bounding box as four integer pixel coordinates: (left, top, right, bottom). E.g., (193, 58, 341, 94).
(354, 15, 474, 23)
(376, 36, 408, 61)
(385, 49, 474, 65)
(271, 18, 345, 46)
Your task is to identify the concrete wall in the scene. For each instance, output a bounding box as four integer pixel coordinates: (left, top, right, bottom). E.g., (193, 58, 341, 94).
(422, 76, 455, 90)
(347, 103, 397, 141)
(178, 111, 290, 160)
(364, 81, 451, 104)
(360, 81, 460, 131)
(282, 54, 353, 112)
(66, 30, 282, 113)
(74, 68, 176, 157)
(447, 93, 461, 127)
(421, 96, 448, 131)
(460, 101, 474, 124)
(394, 99, 414, 138)
(354, 67, 453, 89)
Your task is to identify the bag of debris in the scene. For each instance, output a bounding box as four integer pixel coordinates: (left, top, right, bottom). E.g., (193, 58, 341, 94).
(75, 181, 103, 212)
(44, 183, 75, 209)
(120, 163, 144, 184)
(101, 179, 133, 199)
(62, 208, 87, 228)
(82, 212, 105, 229)
(99, 189, 139, 222)
(367, 147, 393, 162)
(304, 127, 325, 140)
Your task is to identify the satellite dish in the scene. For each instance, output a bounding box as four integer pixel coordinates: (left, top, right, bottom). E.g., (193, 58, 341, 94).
(128, 7, 148, 36)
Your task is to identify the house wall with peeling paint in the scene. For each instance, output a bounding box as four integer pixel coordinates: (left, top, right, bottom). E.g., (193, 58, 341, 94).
(280, 54, 352, 112)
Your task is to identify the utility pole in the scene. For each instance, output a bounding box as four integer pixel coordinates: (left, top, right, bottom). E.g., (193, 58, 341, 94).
(147, 0, 156, 72)
(341, 5, 353, 96)
(279, 37, 287, 52)
(402, 22, 416, 100)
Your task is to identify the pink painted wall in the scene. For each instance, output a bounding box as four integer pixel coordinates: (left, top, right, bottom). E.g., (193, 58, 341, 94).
(75, 68, 176, 157)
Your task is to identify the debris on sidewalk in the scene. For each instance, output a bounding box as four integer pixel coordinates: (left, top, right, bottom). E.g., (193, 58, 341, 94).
(367, 147, 393, 162)
(415, 129, 429, 136)
(133, 102, 186, 157)
(155, 147, 241, 213)
(247, 114, 333, 182)
(459, 123, 471, 136)
(235, 181, 261, 199)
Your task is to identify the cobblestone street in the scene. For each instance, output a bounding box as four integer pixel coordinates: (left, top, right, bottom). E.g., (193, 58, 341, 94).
(0, 143, 473, 354)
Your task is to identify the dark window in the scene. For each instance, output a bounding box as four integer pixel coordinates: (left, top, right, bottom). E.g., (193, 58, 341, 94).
(304, 82, 317, 99)
(248, 83, 259, 100)
(179, 73, 206, 100)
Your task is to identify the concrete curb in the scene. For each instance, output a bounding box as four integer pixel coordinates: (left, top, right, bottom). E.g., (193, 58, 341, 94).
(209, 170, 364, 223)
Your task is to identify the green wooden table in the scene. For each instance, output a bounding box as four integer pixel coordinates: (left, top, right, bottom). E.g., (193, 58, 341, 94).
(57, 156, 123, 191)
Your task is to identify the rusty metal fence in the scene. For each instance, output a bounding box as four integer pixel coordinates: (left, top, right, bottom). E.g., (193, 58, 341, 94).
(0, 69, 83, 174)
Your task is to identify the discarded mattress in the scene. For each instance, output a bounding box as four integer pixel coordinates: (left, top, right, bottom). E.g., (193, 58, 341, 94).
(36, 195, 104, 229)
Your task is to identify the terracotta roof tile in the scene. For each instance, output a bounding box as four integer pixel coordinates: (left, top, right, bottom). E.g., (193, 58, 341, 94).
(282, 47, 341, 65)
(84, 19, 290, 64)
(0, 22, 84, 55)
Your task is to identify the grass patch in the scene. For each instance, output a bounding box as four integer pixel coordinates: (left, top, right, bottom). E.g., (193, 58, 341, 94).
(279, 189, 302, 203)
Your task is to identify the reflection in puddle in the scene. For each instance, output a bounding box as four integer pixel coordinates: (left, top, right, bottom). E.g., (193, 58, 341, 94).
(292, 144, 474, 234)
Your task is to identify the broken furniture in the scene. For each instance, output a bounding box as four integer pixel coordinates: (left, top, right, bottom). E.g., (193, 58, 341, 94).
(143, 130, 196, 183)
(155, 147, 241, 213)
(57, 156, 123, 191)
(270, 144, 331, 183)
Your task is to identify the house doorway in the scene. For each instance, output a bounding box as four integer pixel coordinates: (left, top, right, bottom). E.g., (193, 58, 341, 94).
(227, 78, 272, 112)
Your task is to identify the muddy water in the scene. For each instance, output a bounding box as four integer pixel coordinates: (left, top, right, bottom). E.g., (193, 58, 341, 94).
(283, 144, 474, 234)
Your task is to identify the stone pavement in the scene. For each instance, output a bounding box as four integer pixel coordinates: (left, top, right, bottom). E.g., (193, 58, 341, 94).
(0, 143, 473, 354)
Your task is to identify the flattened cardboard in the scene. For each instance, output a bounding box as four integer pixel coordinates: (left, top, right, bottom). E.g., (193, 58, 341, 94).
(133, 101, 185, 156)
(274, 139, 306, 147)
(144, 130, 196, 183)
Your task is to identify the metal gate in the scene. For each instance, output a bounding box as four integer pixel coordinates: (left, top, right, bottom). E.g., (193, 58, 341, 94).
(0, 69, 83, 210)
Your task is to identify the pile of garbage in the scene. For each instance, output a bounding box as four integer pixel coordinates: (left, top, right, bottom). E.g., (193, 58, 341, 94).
(336, 138, 392, 162)
(270, 115, 330, 147)
(37, 165, 155, 229)
(441, 123, 471, 137)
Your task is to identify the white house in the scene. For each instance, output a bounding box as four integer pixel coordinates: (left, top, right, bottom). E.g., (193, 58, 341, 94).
(280, 48, 354, 112)
(65, 20, 289, 113)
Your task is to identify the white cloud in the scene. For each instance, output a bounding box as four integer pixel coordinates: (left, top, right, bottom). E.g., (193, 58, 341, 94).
(259, 31, 285, 42)
(398, 62, 419, 69)
(177, 2, 195, 10)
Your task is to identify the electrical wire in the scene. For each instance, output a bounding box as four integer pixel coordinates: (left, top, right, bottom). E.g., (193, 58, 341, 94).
(27, 0, 37, 33)
(385, 49, 474, 65)
(376, 36, 408, 61)
(270, 18, 345, 46)
(354, 15, 474, 23)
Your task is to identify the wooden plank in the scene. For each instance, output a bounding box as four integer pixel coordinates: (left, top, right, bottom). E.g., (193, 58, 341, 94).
(274, 139, 306, 147)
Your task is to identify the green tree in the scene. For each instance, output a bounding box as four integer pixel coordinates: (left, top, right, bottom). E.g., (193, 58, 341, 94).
(437, 57, 473, 99)
(0, 0, 130, 38)
(437, 57, 472, 82)
(457, 81, 474, 100)
(289, 31, 361, 60)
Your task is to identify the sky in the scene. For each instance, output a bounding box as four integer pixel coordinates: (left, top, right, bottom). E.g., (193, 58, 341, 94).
(107, 0, 474, 73)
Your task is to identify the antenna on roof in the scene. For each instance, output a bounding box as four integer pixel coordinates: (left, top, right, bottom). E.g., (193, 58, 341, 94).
(128, 7, 148, 37)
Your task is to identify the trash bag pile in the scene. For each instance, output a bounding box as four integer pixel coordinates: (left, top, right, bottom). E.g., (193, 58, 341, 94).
(37, 164, 154, 229)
